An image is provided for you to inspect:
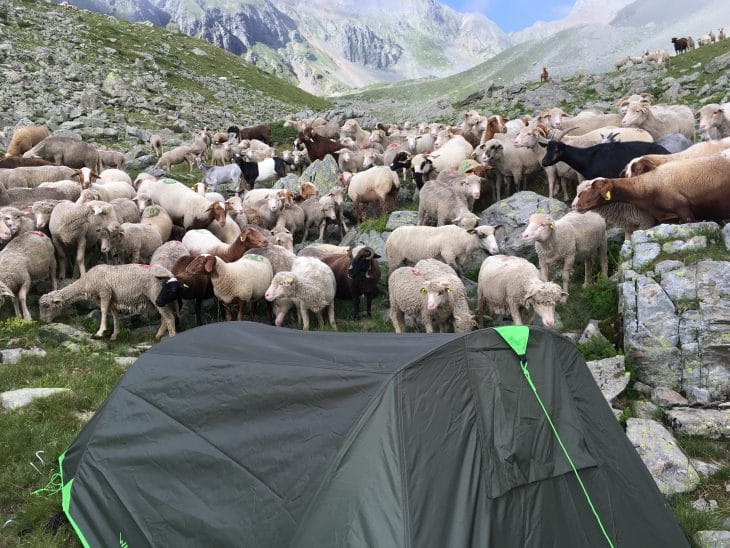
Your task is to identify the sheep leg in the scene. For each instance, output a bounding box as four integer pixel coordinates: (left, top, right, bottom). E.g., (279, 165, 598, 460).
(356, 200, 363, 224)
(583, 257, 593, 288)
(156, 307, 176, 340)
(95, 293, 112, 338)
(600, 240, 608, 278)
(318, 220, 326, 242)
(422, 312, 434, 334)
(339, 213, 348, 236)
(562, 258, 574, 293)
(299, 303, 310, 331)
(508, 300, 524, 325)
(110, 308, 121, 341)
(539, 259, 549, 283)
(316, 310, 324, 329)
(328, 303, 337, 331)
(53, 238, 68, 280)
(10, 295, 21, 318)
(49, 259, 58, 291)
(237, 300, 246, 321)
(223, 302, 233, 321)
(18, 280, 32, 321)
(546, 170, 556, 200)
(75, 237, 87, 278)
(390, 307, 405, 333)
(352, 293, 361, 320)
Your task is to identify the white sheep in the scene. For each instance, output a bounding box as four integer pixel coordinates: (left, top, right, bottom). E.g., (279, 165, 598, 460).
(140, 205, 173, 242)
(477, 255, 565, 327)
(388, 266, 456, 333)
(31, 199, 62, 230)
(149, 133, 163, 157)
(521, 211, 607, 292)
(186, 253, 273, 321)
(698, 103, 730, 141)
(300, 193, 341, 243)
(154, 145, 196, 172)
(343, 166, 400, 223)
(474, 137, 541, 199)
(0, 165, 76, 189)
(385, 224, 499, 272)
(410, 259, 474, 332)
(39, 263, 176, 341)
(0, 231, 57, 320)
(417, 172, 480, 229)
(36, 180, 83, 201)
(264, 256, 337, 331)
(99, 222, 163, 264)
(428, 135, 473, 173)
(1, 206, 35, 240)
(98, 150, 125, 170)
(621, 103, 695, 141)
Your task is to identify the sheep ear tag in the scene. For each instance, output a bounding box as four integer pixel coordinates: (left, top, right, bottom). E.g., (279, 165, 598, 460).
(604, 191, 612, 201)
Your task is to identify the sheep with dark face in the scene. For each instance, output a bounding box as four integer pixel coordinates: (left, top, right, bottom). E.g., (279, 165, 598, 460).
(320, 246, 381, 320)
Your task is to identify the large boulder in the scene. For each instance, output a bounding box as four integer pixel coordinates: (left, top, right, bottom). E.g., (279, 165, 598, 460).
(666, 408, 730, 440)
(340, 227, 389, 263)
(299, 155, 340, 196)
(585, 356, 629, 404)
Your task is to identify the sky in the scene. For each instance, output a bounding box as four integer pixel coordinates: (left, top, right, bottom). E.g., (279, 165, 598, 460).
(442, 0, 576, 32)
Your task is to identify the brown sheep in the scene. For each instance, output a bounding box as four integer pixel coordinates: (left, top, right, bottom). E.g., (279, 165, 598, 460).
(321, 246, 381, 320)
(5, 126, 50, 157)
(540, 67, 549, 82)
(295, 127, 342, 162)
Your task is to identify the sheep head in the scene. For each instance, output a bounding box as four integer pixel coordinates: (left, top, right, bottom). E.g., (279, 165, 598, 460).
(39, 292, 66, 323)
(420, 280, 452, 311)
(521, 214, 555, 243)
(239, 227, 268, 250)
(572, 178, 613, 213)
(186, 254, 217, 275)
(524, 281, 566, 327)
(265, 272, 295, 302)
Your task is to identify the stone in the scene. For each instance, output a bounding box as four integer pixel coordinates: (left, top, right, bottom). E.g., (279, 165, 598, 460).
(654, 260, 684, 275)
(300, 156, 340, 196)
(385, 211, 418, 231)
(38, 323, 106, 350)
(0, 388, 72, 410)
(340, 229, 389, 262)
(625, 418, 700, 495)
(578, 319, 602, 344)
(633, 382, 653, 397)
(631, 400, 659, 419)
(585, 355, 629, 404)
(662, 236, 707, 255)
(191, 47, 207, 56)
(632, 243, 661, 271)
(686, 386, 711, 406)
(651, 387, 689, 408)
(115, 357, 137, 367)
(723, 224, 730, 251)
(690, 459, 721, 479)
(102, 71, 127, 98)
(660, 265, 697, 302)
(0, 347, 46, 364)
(695, 530, 730, 548)
(666, 408, 730, 439)
(75, 410, 95, 423)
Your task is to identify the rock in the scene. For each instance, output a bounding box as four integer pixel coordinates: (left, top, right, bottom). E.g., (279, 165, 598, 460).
(690, 459, 721, 479)
(633, 382, 653, 397)
(691, 497, 718, 512)
(385, 211, 417, 231)
(632, 243, 661, 271)
(125, 154, 157, 170)
(0, 347, 46, 365)
(578, 319, 603, 344)
(585, 355, 629, 404)
(61, 341, 81, 353)
(654, 260, 685, 275)
(686, 386, 711, 406)
(299, 156, 340, 196)
(480, 191, 568, 260)
(115, 357, 137, 367)
(272, 173, 301, 193)
(651, 387, 689, 408)
(340, 228, 389, 262)
(191, 47, 207, 56)
(631, 400, 659, 419)
(0, 388, 72, 410)
(75, 410, 95, 423)
(102, 71, 127, 98)
(662, 236, 707, 255)
(723, 224, 730, 251)
(666, 408, 730, 439)
(705, 51, 730, 74)
(38, 323, 106, 350)
(695, 530, 730, 548)
(625, 418, 700, 495)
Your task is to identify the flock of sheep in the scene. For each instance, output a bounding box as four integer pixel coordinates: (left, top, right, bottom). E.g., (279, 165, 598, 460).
(1, 78, 730, 339)
(615, 28, 727, 70)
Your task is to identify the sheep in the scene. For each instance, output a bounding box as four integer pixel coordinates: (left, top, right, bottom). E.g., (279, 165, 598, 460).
(540, 66, 548, 82)
(720, 28, 726, 40)
(474, 138, 541, 199)
(388, 266, 457, 333)
(155, 254, 212, 327)
(49, 200, 120, 279)
(410, 258, 474, 332)
(264, 256, 337, 330)
(5, 126, 50, 157)
(573, 179, 655, 240)
(686, 36, 696, 49)
(272, 228, 294, 251)
(428, 135, 473, 173)
(98, 150, 125, 170)
(85, 180, 136, 202)
(0, 231, 57, 319)
(621, 103, 695, 140)
(385, 224, 499, 272)
(195, 157, 242, 193)
(340, 119, 372, 149)
(521, 212, 608, 292)
(241, 188, 285, 229)
(154, 145, 196, 172)
(698, 103, 730, 141)
(321, 246, 381, 320)
(274, 199, 306, 242)
(135, 178, 230, 230)
(23, 136, 101, 172)
(233, 155, 287, 192)
(110, 198, 141, 224)
(343, 166, 400, 224)
(229, 124, 271, 144)
(298, 243, 363, 258)
(39, 263, 176, 340)
(186, 253, 273, 321)
(477, 255, 565, 328)
(0, 165, 76, 189)
(672, 37, 689, 54)
(1, 206, 35, 240)
(294, 127, 342, 162)
(417, 173, 480, 229)
(99, 222, 163, 264)
(181, 226, 268, 261)
(614, 93, 652, 117)
(337, 149, 368, 173)
(572, 154, 730, 224)
(242, 147, 274, 163)
(622, 138, 730, 177)
(210, 142, 232, 167)
(36, 180, 83, 201)
(615, 56, 631, 70)
(150, 240, 190, 272)
(149, 133, 163, 157)
(0, 185, 75, 208)
(537, 108, 622, 135)
(32, 200, 62, 231)
(0, 218, 11, 241)
(140, 205, 173, 242)
(192, 182, 226, 204)
(0, 156, 56, 169)
(642, 49, 670, 67)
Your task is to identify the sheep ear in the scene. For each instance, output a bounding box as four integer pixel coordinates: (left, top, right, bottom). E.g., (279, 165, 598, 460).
(204, 256, 215, 273)
(285, 276, 294, 283)
(561, 291, 569, 297)
(549, 223, 555, 229)
(92, 205, 103, 215)
(372, 252, 381, 259)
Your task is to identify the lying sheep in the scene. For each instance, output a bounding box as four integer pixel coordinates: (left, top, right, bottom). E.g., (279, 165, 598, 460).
(154, 145, 196, 172)
(39, 263, 176, 341)
(99, 222, 163, 264)
(388, 266, 456, 333)
(521, 212, 607, 292)
(264, 256, 337, 330)
(385, 224, 499, 273)
(343, 166, 400, 223)
(477, 255, 565, 327)
(0, 231, 57, 319)
(411, 259, 474, 332)
(5, 125, 50, 157)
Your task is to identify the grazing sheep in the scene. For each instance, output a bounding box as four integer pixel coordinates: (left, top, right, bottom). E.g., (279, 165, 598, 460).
(343, 166, 400, 223)
(411, 258, 474, 332)
(621, 103, 695, 140)
(39, 264, 176, 341)
(149, 133, 163, 157)
(477, 255, 565, 328)
(321, 246, 381, 320)
(0, 231, 57, 319)
(98, 150, 125, 170)
(388, 266, 456, 333)
(23, 137, 101, 172)
(698, 103, 730, 141)
(264, 256, 337, 330)
(417, 173, 480, 229)
(49, 200, 120, 278)
(154, 145, 196, 172)
(186, 253, 273, 321)
(385, 224, 499, 272)
(99, 222, 163, 264)
(5, 125, 50, 157)
(521, 212, 608, 292)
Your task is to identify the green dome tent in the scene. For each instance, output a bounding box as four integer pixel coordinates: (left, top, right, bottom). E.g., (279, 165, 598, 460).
(58, 323, 687, 547)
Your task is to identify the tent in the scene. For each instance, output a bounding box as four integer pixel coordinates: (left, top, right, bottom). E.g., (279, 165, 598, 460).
(58, 322, 688, 547)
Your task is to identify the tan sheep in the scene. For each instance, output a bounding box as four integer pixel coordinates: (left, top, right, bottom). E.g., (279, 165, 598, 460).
(5, 125, 50, 157)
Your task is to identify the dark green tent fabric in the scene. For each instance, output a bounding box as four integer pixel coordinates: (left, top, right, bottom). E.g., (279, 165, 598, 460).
(59, 322, 688, 548)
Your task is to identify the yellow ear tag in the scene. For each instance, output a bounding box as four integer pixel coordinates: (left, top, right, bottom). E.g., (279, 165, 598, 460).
(285, 276, 293, 283)
(419, 287, 427, 294)
(549, 223, 555, 229)
(447, 287, 452, 292)
(604, 191, 612, 201)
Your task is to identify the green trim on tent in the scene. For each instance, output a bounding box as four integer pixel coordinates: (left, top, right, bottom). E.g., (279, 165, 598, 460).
(494, 326, 529, 357)
(59, 453, 92, 548)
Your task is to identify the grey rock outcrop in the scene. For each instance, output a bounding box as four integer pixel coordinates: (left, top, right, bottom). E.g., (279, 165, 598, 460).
(666, 408, 730, 440)
(585, 355, 630, 404)
(695, 530, 730, 548)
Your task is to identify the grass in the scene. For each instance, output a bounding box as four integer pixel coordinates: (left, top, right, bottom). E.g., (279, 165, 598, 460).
(577, 334, 619, 361)
(557, 275, 619, 334)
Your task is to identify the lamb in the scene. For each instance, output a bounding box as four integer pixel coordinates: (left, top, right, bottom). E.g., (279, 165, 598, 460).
(0, 165, 76, 189)
(5, 125, 50, 157)
(521, 212, 608, 292)
(477, 255, 565, 328)
(32, 199, 62, 230)
(274, 199, 306, 242)
(417, 173, 480, 229)
(301, 190, 347, 242)
(320, 246, 381, 320)
(195, 157, 242, 193)
(99, 222, 163, 264)
(698, 103, 730, 141)
(337, 149, 368, 173)
(264, 256, 337, 330)
(135, 178, 230, 230)
(343, 166, 400, 223)
(39, 263, 176, 341)
(622, 103, 695, 140)
(98, 150, 125, 170)
(410, 258, 474, 332)
(186, 253, 273, 321)
(140, 205, 173, 242)
(154, 145, 196, 172)
(572, 154, 730, 224)
(150, 241, 190, 272)
(1, 206, 35, 240)
(23, 136, 100, 172)
(49, 200, 120, 278)
(428, 135, 473, 173)
(387, 266, 457, 333)
(385, 224, 499, 272)
(0, 231, 57, 319)
(272, 228, 294, 252)
(211, 142, 232, 166)
(149, 133, 163, 157)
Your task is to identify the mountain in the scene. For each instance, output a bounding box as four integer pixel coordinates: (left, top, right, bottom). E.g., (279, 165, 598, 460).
(56, 0, 511, 95)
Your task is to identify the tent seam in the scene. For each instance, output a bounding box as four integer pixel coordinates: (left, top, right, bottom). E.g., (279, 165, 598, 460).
(395, 373, 412, 548)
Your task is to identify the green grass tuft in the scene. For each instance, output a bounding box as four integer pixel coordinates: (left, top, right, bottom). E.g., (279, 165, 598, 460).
(577, 335, 619, 361)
